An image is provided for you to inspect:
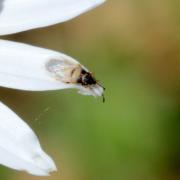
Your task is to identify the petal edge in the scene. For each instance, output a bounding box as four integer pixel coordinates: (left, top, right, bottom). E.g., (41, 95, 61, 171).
(0, 101, 57, 176)
(0, 0, 106, 35)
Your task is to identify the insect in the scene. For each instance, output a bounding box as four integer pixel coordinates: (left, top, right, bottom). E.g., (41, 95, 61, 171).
(46, 59, 105, 102)
(75, 68, 105, 102)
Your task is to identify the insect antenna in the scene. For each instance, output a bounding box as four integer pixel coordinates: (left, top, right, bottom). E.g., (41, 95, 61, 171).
(97, 82, 106, 91)
(102, 93, 105, 103)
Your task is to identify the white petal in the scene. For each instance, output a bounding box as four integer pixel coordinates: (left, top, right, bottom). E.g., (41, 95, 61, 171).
(0, 102, 57, 176)
(0, 0, 105, 35)
(0, 40, 104, 97)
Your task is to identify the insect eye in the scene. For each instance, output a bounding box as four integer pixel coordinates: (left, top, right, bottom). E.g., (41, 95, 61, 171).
(83, 73, 96, 85)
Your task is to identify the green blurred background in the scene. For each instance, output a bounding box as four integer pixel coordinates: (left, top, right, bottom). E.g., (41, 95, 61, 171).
(1, 1, 180, 180)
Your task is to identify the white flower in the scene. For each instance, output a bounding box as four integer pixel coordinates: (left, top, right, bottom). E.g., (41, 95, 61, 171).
(0, 0, 105, 176)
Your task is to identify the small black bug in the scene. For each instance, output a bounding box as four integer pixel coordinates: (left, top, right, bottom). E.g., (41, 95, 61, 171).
(46, 60, 105, 102)
(77, 69, 105, 102)
(77, 69, 96, 86)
